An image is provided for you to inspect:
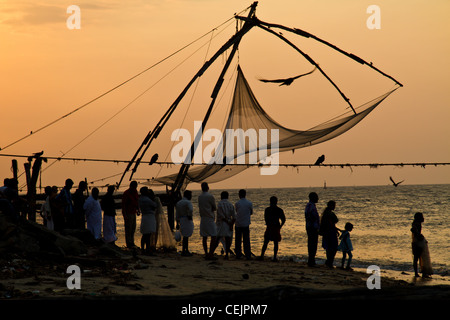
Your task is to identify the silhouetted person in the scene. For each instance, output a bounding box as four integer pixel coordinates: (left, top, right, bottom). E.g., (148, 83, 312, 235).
(176, 190, 194, 256)
(101, 185, 117, 244)
(338, 222, 354, 270)
(40, 186, 54, 230)
(139, 187, 157, 255)
(73, 180, 87, 229)
(166, 184, 180, 231)
(56, 178, 74, 229)
(84, 187, 102, 240)
(320, 200, 340, 268)
(259, 196, 285, 262)
(411, 212, 433, 278)
(0, 178, 9, 194)
(305, 192, 320, 267)
(51, 186, 64, 232)
(235, 189, 253, 260)
(122, 181, 140, 248)
(216, 191, 236, 260)
(198, 182, 218, 260)
(0, 178, 20, 221)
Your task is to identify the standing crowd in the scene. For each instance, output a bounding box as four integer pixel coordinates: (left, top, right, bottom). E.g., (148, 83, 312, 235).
(174, 182, 354, 268)
(38, 178, 118, 243)
(0, 178, 354, 268)
(1, 177, 432, 275)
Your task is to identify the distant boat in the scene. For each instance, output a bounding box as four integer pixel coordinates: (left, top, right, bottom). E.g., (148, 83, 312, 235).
(324, 181, 327, 189)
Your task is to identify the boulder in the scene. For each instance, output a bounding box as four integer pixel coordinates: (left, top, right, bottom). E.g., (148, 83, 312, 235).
(0, 211, 87, 256)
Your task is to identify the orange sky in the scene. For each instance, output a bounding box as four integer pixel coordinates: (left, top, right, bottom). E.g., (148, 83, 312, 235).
(1, 0, 449, 191)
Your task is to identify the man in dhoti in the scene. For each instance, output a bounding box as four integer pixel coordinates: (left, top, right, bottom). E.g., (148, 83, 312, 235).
(216, 191, 235, 259)
(198, 182, 217, 260)
(101, 185, 117, 244)
(84, 187, 102, 240)
(176, 190, 194, 256)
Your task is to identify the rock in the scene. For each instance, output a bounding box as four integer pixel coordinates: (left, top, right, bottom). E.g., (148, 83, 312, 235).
(98, 243, 132, 259)
(61, 229, 97, 245)
(54, 233, 87, 256)
(0, 211, 87, 256)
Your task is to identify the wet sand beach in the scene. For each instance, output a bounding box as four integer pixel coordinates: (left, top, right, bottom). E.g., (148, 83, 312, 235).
(2, 244, 449, 301)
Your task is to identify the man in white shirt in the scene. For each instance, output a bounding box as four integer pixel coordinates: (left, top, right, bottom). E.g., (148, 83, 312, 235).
(234, 189, 253, 260)
(176, 190, 194, 256)
(84, 187, 102, 240)
(198, 182, 218, 260)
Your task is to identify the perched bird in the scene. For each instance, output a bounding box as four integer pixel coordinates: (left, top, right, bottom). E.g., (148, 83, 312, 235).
(149, 153, 159, 165)
(259, 66, 317, 86)
(314, 155, 325, 165)
(389, 176, 404, 187)
(28, 151, 44, 162)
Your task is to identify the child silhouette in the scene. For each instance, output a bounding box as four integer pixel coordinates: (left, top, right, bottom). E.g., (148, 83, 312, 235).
(338, 222, 354, 270)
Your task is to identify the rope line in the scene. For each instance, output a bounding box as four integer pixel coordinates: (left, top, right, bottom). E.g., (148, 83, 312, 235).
(40, 21, 236, 177)
(1, 153, 448, 168)
(0, 6, 251, 152)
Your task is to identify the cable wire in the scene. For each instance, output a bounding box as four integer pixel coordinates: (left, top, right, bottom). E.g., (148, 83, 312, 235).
(0, 6, 251, 152)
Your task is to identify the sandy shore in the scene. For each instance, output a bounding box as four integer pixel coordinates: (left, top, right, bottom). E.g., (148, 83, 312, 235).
(2, 244, 449, 301)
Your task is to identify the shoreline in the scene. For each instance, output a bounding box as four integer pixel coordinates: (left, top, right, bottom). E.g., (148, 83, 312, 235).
(114, 237, 450, 280)
(2, 245, 449, 301)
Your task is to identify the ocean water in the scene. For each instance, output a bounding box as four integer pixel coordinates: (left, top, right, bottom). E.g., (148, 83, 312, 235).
(118, 184, 449, 275)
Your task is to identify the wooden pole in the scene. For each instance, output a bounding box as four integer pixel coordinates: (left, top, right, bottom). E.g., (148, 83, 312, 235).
(85, 177, 89, 196)
(256, 18, 403, 87)
(12, 159, 18, 181)
(24, 153, 44, 222)
(173, 2, 259, 194)
(119, 2, 259, 187)
(256, 23, 356, 114)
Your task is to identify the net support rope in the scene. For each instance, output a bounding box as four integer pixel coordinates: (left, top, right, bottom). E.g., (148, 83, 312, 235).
(0, 6, 251, 152)
(1, 153, 447, 167)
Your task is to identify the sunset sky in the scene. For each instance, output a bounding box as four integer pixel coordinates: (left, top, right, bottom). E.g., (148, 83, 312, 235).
(1, 0, 449, 191)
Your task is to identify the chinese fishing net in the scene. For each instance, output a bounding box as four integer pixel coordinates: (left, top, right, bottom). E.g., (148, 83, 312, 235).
(152, 65, 398, 188)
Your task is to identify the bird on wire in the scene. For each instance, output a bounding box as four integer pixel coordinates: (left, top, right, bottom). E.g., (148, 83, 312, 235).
(314, 154, 325, 166)
(149, 153, 159, 165)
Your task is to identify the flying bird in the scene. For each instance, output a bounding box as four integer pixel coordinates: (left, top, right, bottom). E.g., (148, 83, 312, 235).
(389, 176, 404, 187)
(314, 154, 325, 166)
(149, 153, 159, 165)
(258, 66, 317, 86)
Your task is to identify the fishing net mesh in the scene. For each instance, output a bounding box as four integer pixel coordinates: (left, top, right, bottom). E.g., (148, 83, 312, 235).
(152, 66, 397, 187)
